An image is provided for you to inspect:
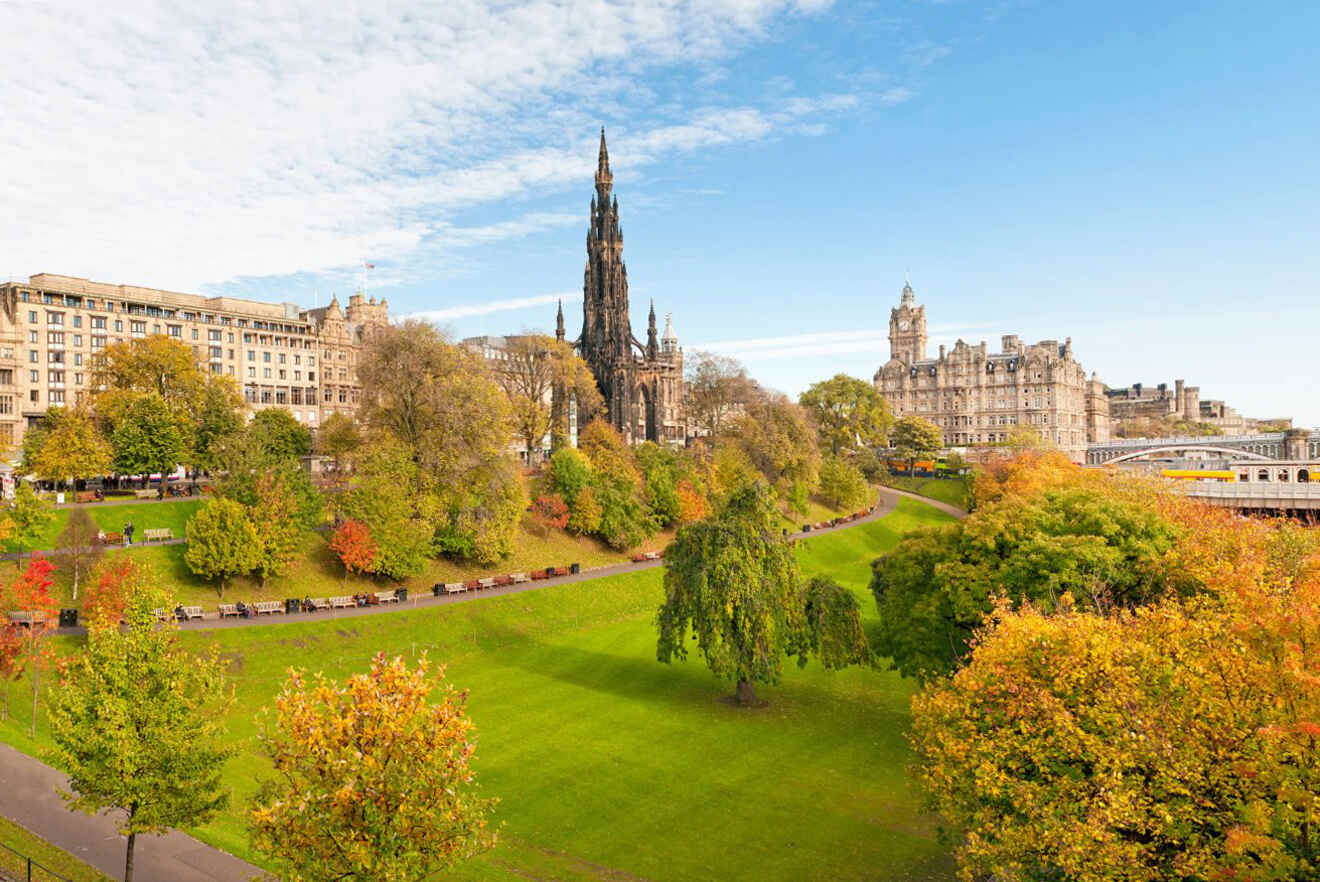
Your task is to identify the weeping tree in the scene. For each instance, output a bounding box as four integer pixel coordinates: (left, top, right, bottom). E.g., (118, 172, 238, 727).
(656, 483, 871, 704)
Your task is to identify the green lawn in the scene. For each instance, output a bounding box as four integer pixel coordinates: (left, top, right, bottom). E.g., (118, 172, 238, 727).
(0, 497, 955, 882)
(0, 815, 111, 882)
(6, 498, 204, 556)
(886, 476, 968, 510)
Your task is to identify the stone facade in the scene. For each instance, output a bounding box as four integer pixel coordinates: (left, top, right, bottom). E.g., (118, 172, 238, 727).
(0, 273, 388, 449)
(1104, 379, 1282, 434)
(565, 130, 685, 444)
(873, 280, 1107, 461)
(463, 333, 580, 461)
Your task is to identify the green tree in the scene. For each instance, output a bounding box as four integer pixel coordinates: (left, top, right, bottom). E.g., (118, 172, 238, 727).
(722, 394, 821, 513)
(799, 373, 893, 455)
(337, 438, 433, 579)
(111, 393, 186, 485)
(490, 333, 602, 463)
(816, 455, 871, 510)
(192, 379, 245, 472)
(5, 482, 54, 560)
(49, 570, 233, 882)
(797, 577, 874, 671)
(249, 471, 305, 585)
(656, 484, 808, 705)
(22, 406, 113, 489)
(213, 434, 324, 529)
(315, 411, 362, 467)
(890, 415, 943, 475)
(247, 407, 313, 462)
(250, 653, 496, 882)
(184, 499, 260, 597)
(548, 447, 592, 506)
(55, 507, 103, 601)
(870, 486, 1184, 679)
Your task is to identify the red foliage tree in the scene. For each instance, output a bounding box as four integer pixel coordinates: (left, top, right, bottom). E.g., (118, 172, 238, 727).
(3, 555, 58, 737)
(530, 494, 571, 531)
(329, 519, 377, 580)
(0, 624, 24, 723)
(81, 557, 142, 632)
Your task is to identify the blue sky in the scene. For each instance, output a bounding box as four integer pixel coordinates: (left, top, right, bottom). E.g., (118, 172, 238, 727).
(3, 0, 1317, 425)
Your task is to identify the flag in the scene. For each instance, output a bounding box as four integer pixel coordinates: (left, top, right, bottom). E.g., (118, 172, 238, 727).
(364, 262, 375, 269)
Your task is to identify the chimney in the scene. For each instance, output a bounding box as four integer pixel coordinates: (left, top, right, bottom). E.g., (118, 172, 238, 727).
(1001, 334, 1019, 353)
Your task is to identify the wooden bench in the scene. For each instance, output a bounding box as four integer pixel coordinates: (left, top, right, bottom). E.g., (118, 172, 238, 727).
(631, 552, 647, 562)
(328, 595, 355, 609)
(308, 598, 331, 611)
(180, 606, 203, 620)
(441, 582, 467, 594)
(551, 566, 569, 577)
(477, 578, 496, 590)
(530, 570, 549, 581)
(373, 590, 399, 604)
(642, 551, 661, 561)
(152, 607, 169, 622)
(75, 491, 99, 504)
(142, 528, 175, 542)
(7, 610, 48, 626)
(463, 579, 482, 591)
(253, 601, 284, 616)
(510, 572, 530, 584)
(218, 603, 240, 618)
(494, 575, 513, 586)
(134, 489, 157, 500)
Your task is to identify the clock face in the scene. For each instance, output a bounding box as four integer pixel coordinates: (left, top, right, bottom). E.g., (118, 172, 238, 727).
(898, 320, 911, 331)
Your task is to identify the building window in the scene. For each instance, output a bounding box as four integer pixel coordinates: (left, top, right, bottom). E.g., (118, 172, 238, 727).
(30, 390, 39, 403)
(263, 368, 271, 378)
(248, 366, 256, 378)
(28, 331, 37, 344)
(28, 311, 36, 323)
(28, 351, 37, 363)
(191, 329, 198, 340)
(208, 330, 221, 342)
(263, 352, 271, 362)
(49, 390, 64, 404)
(0, 396, 10, 414)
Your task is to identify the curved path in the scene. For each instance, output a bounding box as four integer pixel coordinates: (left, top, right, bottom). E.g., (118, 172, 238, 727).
(4, 487, 966, 881)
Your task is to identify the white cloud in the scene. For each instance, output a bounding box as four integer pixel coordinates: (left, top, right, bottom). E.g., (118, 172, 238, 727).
(0, 1, 881, 294)
(406, 291, 582, 323)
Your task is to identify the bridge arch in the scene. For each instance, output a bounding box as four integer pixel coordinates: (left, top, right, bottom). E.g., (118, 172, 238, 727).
(1104, 445, 1275, 464)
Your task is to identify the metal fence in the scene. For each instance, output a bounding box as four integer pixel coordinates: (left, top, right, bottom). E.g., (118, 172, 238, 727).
(0, 840, 75, 882)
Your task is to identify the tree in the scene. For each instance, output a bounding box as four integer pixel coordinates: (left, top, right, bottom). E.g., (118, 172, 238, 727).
(191, 378, 245, 473)
(870, 485, 1183, 679)
(0, 623, 22, 723)
(184, 499, 260, 597)
(328, 519, 376, 580)
(566, 485, 603, 536)
(816, 455, 870, 511)
(213, 434, 324, 530)
(684, 351, 760, 438)
(799, 373, 892, 455)
(337, 438, 433, 579)
(111, 393, 186, 484)
(797, 577, 874, 671)
(890, 415, 943, 475)
(490, 334, 602, 463)
(530, 494, 570, 531)
(55, 507, 103, 601)
(548, 447, 592, 506)
(249, 471, 305, 585)
(5, 482, 53, 560)
(3, 555, 58, 737)
(247, 408, 313, 462)
(81, 557, 140, 631)
(315, 411, 362, 468)
(22, 406, 113, 489)
(722, 395, 821, 512)
(656, 484, 808, 705)
(250, 653, 497, 882)
(49, 576, 233, 882)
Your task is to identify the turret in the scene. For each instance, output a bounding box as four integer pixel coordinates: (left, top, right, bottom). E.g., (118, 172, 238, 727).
(646, 300, 659, 359)
(555, 299, 565, 343)
(662, 312, 678, 356)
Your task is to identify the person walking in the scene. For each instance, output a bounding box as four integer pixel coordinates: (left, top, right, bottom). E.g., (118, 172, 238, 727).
(124, 521, 134, 545)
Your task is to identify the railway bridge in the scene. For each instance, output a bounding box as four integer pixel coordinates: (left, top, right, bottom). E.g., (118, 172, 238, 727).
(1086, 428, 1320, 465)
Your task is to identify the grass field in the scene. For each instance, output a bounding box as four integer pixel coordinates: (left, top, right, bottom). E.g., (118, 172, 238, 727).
(0, 815, 111, 882)
(885, 476, 969, 510)
(4, 498, 204, 557)
(0, 496, 954, 882)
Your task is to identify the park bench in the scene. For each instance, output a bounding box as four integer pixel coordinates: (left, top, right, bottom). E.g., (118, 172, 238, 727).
(551, 566, 569, 577)
(328, 595, 355, 609)
(152, 608, 169, 621)
(477, 578, 495, 590)
(180, 606, 204, 621)
(374, 589, 399, 604)
(494, 575, 513, 587)
(75, 491, 99, 504)
(134, 489, 157, 500)
(642, 551, 661, 561)
(440, 581, 467, 594)
(218, 603, 240, 618)
(6, 610, 47, 626)
(101, 532, 123, 545)
(142, 528, 175, 542)
(510, 572, 530, 583)
(253, 601, 284, 615)
(530, 570, 548, 580)
(309, 598, 331, 611)
(631, 552, 647, 562)
(463, 579, 482, 591)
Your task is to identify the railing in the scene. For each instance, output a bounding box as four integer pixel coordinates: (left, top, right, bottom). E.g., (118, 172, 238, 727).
(1181, 482, 1320, 506)
(0, 840, 76, 882)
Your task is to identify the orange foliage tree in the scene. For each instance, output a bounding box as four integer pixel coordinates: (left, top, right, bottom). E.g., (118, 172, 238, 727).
(80, 557, 143, 632)
(250, 653, 496, 881)
(675, 478, 709, 524)
(530, 494, 570, 530)
(328, 518, 376, 581)
(2, 555, 59, 737)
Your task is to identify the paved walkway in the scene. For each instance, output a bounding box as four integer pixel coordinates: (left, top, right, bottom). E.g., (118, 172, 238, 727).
(0, 743, 264, 882)
(0, 487, 967, 880)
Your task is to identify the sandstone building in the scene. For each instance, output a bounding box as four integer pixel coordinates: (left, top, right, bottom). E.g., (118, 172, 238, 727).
(0, 273, 389, 449)
(1104, 380, 1281, 435)
(562, 130, 685, 445)
(873, 280, 1108, 461)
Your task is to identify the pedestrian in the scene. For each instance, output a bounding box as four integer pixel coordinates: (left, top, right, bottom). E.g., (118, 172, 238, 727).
(124, 521, 134, 545)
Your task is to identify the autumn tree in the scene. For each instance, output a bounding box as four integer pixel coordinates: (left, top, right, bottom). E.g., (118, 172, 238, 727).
(817, 455, 871, 511)
(49, 576, 233, 882)
(247, 407, 313, 462)
(336, 438, 433, 579)
(250, 653, 497, 882)
(81, 557, 142, 631)
(184, 499, 260, 596)
(657, 483, 867, 704)
(0, 623, 22, 723)
(55, 507, 103, 601)
(111, 392, 186, 484)
(22, 406, 113, 490)
(212, 432, 324, 529)
(315, 411, 362, 468)
(491, 333, 602, 462)
(4, 482, 54, 560)
(249, 471, 305, 585)
(799, 373, 892, 455)
(684, 351, 760, 438)
(722, 394, 821, 513)
(328, 519, 376, 580)
(192, 376, 246, 473)
(530, 495, 570, 531)
(3, 555, 58, 737)
(889, 415, 943, 475)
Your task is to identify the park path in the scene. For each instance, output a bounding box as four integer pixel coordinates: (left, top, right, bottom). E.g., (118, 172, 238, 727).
(0, 743, 264, 882)
(0, 487, 968, 881)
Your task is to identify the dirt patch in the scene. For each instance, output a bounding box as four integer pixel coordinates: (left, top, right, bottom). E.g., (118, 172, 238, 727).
(218, 651, 244, 674)
(335, 628, 359, 639)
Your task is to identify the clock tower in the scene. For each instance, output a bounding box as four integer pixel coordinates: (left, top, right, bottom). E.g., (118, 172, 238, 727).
(888, 278, 927, 364)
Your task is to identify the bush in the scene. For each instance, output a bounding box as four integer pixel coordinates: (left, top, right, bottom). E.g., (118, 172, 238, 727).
(548, 448, 592, 506)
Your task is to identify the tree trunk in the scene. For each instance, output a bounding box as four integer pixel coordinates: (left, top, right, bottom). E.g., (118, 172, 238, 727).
(30, 651, 38, 738)
(735, 678, 757, 706)
(124, 831, 136, 882)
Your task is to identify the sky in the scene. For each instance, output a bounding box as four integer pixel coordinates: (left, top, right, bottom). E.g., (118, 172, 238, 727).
(3, 0, 1317, 426)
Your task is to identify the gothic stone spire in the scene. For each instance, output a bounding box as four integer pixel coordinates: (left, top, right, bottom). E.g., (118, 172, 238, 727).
(555, 298, 565, 342)
(595, 127, 613, 201)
